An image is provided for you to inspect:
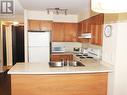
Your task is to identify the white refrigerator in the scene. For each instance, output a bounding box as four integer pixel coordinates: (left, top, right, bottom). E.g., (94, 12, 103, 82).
(28, 32, 51, 63)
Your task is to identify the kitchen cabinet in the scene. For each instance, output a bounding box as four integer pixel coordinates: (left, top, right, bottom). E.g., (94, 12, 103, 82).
(78, 14, 104, 46)
(51, 54, 73, 61)
(11, 73, 108, 95)
(78, 21, 89, 43)
(52, 23, 65, 42)
(77, 21, 83, 42)
(40, 20, 52, 31)
(28, 20, 52, 31)
(64, 23, 78, 42)
(52, 22, 78, 42)
(90, 14, 104, 46)
(28, 20, 40, 31)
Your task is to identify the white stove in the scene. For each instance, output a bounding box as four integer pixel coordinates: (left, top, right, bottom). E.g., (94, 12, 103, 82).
(73, 48, 101, 61)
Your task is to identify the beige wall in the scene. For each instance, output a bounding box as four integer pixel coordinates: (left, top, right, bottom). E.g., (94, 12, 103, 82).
(27, 10, 78, 23)
(78, 9, 99, 22)
(102, 14, 118, 64)
(0, 22, 13, 66)
(0, 21, 2, 65)
(78, 10, 90, 22)
(6, 25, 13, 66)
(0, 15, 24, 23)
(113, 22, 127, 95)
(52, 42, 82, 52)
(102, 13, 127, 95)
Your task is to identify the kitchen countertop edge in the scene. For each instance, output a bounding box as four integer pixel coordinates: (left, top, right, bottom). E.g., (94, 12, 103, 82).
(8, 62, 113, 75)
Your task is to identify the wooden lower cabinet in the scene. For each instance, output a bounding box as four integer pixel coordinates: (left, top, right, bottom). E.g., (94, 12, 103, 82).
(51, 54, 73, 61)
(11, 73, 108, 95)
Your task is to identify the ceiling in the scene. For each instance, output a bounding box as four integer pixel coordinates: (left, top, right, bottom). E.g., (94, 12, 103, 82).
(17, 0, 90, 15)
(15, 0, 24, 15)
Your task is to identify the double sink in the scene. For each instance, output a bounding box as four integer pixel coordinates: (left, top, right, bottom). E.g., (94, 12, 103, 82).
(49, 61, 85, 67)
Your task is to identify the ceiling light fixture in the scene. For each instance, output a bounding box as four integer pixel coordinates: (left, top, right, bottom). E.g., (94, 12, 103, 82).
(13, 21, 19, 25)
(91, 0, 127, 13)
(46, 8, 68, 15)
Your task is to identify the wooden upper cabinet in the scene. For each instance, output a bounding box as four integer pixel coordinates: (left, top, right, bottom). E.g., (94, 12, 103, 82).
(78, 21, 83, 35)
(78, 20, 89, 43)
(28, 20, 41, 31)
(40, 21, 52, 31)
(78, 21, 83, 42)
(83, 21, 87, 33)
(28, 20, 52, 31)
(52, 22, 78, 42)
(97, 25, 103, 45)
(90, 24, 96, 44)
(52, 23, 64, 42)
(64, 23, 78, 42)
(77, 13, 104, 45)
(91, 14, 104, 46)
(78, 13, 104, 46)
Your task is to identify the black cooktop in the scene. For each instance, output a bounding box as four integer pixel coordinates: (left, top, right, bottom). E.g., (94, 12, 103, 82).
(75, 53, 93, 59)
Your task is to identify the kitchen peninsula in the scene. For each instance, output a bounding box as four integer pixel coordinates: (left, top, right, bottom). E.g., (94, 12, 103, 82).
(8, 61, 112, 95)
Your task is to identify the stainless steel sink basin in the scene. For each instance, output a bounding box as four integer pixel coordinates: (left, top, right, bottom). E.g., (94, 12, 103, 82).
(49, 61, 85, 67)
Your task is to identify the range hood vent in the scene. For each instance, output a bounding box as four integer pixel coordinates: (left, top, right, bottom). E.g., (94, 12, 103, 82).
(78, 33, 92, 39)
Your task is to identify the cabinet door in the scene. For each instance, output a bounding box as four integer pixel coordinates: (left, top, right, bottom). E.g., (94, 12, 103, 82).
(82, 13, 104, 46)
(64, 23, 78, 42)
(52, 23, 64, 42)
(51, 55, 73, 61)
(78, 21, 83, 42)
(78, 21, 89, 43)
(96, 25, 103, 45)
(28, 20, 41, 31)
(78, 21, 87, 43)
(62, 55, 73, 61)
(40, 21, 52, 31)
(90, 24, 96, 44)
(51, 55, 61, 61)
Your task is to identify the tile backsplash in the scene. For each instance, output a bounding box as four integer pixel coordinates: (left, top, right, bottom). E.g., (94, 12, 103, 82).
(82, 43, 102, 49)
(52, 42, 102, 59)
(52, 42, 82, 52)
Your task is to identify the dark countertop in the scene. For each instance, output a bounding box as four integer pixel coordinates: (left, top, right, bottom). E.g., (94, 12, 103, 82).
(0, 66, 12, 73)
(0, 66, 11, 95)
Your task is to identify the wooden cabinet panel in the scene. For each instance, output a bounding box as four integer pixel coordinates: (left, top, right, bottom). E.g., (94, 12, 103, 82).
(51, 54, 73, 61)
(83, 21, 89, 33)
(28, 20, 52, 31)
(51, 55, 61, 61)
(97, 25, 103, 45)
(28, 20, 41, 31)
(40, 21, 52, 31)
(90, 14, 104, 45)
(78, 14, 104, 46)
(78, 21, 89, 43)
(52, 23, 64, 42)
(11, 73, 108, 95)
(90, 24, 96, 44)
(78, 21, 83, 42)
(64, 23, 77, 42)
(52, 22, 78, 42)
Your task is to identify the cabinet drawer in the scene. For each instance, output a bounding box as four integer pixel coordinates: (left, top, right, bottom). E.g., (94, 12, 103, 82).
(51, 54, 73, 61)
